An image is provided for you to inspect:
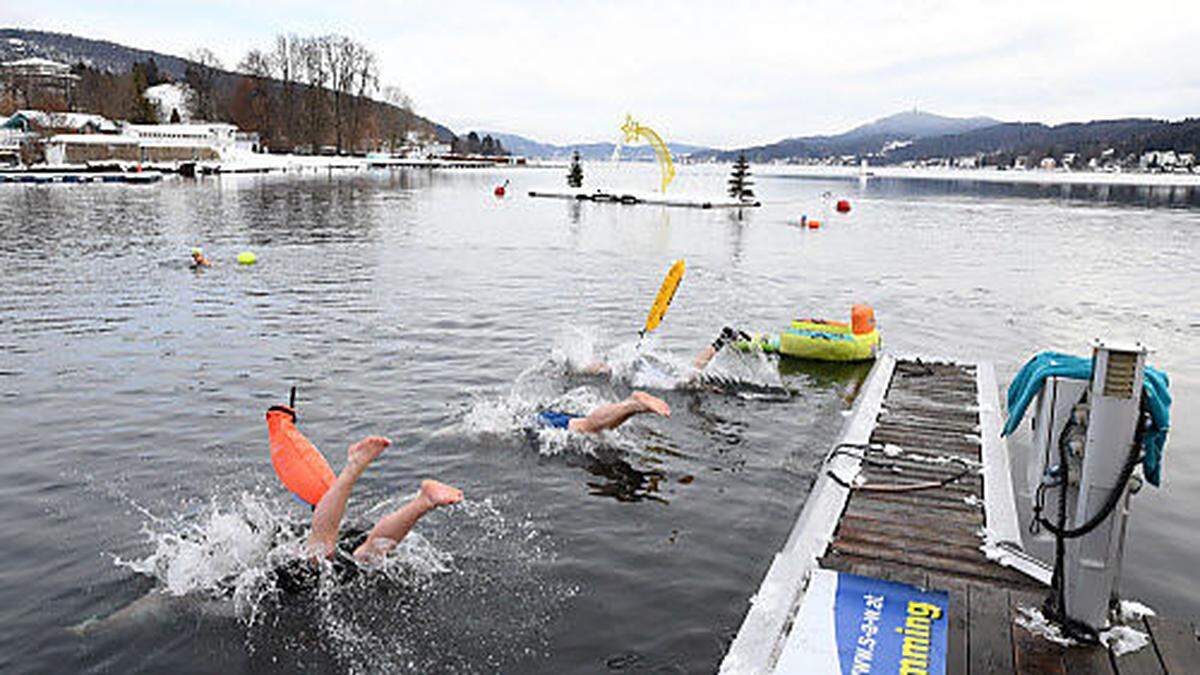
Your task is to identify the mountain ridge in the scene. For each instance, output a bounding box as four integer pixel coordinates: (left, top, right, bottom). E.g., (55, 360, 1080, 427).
(476, 131, 714, 160)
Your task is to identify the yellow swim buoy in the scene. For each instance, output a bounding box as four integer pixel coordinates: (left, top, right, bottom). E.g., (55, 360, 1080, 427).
(236, 251, 257, 265)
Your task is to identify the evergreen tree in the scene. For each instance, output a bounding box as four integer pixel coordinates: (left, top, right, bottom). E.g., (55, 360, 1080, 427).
(128, 65, 157, 124)
(728, 153, 755, 200)
(567, 150, 583, 187)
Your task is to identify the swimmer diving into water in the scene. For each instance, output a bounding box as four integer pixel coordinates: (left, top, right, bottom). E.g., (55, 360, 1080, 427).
(266, 403, 461, 565)
(580, 326, 752, 378)
(534, 390, 670, 432)
(306, 435, 462, 563)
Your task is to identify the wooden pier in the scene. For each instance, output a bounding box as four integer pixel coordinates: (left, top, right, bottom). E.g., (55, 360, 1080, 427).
(722, 355, 1199, 674)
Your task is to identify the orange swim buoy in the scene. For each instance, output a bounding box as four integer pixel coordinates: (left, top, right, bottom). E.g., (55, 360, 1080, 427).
(266, 405, 335, 506)
(808, 219, 822, 229)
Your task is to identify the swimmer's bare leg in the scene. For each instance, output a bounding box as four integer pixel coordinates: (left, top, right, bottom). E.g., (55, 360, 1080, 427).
(579, 360, 612, 376)
(693, 326, 751, 371)
(692, 344, 719, 370)
(568, 390, 670, 433)
(353, 480, 463, 562)
(307, 436, 391, 559)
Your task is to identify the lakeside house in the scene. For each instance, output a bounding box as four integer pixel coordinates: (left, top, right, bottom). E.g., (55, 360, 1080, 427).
(0, 57, 79, 109)
(3, 109, 120, 134)
(44, 121, 243, 165)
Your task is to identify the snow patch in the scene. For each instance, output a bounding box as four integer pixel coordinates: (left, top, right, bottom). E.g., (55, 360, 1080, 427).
(1117, 600, 1157, 622)
(1101, 625, 1150, 657)
(1014, 606, 1076, 646)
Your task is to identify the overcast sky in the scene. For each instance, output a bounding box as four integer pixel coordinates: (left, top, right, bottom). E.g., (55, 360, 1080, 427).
(4, 1, 1198, 147)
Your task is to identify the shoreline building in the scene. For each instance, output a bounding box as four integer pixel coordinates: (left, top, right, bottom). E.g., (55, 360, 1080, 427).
(1, 57, 79, 109)
(45, 122, 241, 165)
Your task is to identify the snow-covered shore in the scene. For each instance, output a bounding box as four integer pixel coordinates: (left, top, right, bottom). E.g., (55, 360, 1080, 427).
(753, 163, 1200, 187)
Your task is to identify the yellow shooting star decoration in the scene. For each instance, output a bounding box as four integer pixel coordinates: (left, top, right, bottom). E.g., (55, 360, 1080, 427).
(620, 114, 676, 193)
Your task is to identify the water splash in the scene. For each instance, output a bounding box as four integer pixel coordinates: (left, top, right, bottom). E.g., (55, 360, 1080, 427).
(108, 491, 568, 671)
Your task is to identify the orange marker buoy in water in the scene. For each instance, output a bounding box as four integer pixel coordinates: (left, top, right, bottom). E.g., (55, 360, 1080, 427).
(266, 402, 335, 506)
(808, 219, 822, 229)
(836, 199, 851, 213)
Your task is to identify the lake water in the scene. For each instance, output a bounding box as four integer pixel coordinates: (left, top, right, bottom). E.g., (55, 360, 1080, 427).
(0, 163, 1196, 673)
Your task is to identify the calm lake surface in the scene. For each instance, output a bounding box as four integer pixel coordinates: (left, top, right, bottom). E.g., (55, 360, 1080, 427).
(1, 163, 1197, 673)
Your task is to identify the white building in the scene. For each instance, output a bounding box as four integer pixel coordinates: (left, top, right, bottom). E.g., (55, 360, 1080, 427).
(46, 122, 242, 165)
(124, 122, 239, 157)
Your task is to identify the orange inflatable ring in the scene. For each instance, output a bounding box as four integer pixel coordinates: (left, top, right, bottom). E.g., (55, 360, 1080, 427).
(266, 405, 335, 506)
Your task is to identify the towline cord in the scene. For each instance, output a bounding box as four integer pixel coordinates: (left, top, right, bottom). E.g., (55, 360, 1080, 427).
(824, 442, 979, 493)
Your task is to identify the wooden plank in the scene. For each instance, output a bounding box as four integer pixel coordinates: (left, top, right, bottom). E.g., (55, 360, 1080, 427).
(1010, 588, 1066, 674)
(836, 513, 985, 549)
(1146, 615, 1200, 675)
(831, 540, 1034, 587)
(833, 529, 991, 569)
(848, 495, 985, 523)
(929, 573, 970, 675)
(853, 488, 985, 512)
(880, 563, 928, 590)
(1111, 617, 1166, 675)
(968, 583, 1015, 674)
(1062, 645, 1115, 675)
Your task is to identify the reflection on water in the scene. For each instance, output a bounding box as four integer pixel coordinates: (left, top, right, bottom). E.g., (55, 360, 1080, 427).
(764, 171, 1200, 208)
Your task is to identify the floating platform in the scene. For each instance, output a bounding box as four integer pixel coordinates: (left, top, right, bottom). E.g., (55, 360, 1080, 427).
(0, 171, 163, 184)
(528, 189, 761, 209)
(721, 354, 1199, 674)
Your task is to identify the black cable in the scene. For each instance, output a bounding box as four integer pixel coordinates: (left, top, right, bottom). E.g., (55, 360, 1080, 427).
(824, 442, 978, 493)
(1042, 402, 1148, 644)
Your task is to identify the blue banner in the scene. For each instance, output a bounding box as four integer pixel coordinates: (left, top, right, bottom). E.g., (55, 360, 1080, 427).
(775, 569, 949, 674)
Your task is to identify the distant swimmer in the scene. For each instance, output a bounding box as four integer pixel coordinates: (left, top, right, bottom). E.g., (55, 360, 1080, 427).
(534, 390, 670, 433)
(266, 404, 462, 575)
(190, 247, 213, 268)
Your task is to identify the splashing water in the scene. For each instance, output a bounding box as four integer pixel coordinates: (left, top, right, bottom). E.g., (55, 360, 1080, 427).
(105, 490, 570, 671)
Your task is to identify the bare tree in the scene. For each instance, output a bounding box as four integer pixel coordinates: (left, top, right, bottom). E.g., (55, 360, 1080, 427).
(349, 45, 378, 152)
(234, 49, 274, 142)
(298, 36, 328, 152)
(185, 48, 223, 121)
(381, 84, 413, 153)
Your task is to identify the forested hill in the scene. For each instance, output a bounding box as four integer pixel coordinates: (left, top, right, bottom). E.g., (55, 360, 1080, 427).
(698, 108, 1200, 166)
(0, 28, 455, 144)
(884, 118, 1200, 165)
(695, 110, 1001, 161)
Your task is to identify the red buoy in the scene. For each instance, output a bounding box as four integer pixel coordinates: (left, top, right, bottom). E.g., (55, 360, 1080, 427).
(493, 186, 506, 197)
(836, 199, 851, 213)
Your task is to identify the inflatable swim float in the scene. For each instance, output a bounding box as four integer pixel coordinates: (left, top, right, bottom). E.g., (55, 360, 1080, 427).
(735, 304, 881, 362)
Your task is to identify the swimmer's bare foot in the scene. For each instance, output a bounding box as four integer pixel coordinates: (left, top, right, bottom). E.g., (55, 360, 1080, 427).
(630, 390, 671, 417)
(418, 479, 464, 509)
(348, 436, 391, 468)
